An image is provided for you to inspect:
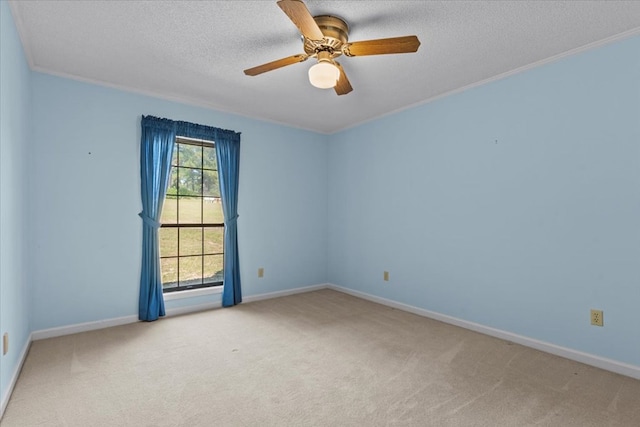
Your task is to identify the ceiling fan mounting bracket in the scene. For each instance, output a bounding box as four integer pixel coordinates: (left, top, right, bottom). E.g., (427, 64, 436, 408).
(303, 15, 349, 58)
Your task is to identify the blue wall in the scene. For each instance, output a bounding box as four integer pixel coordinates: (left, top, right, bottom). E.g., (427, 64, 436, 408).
(0, 0, 32, 408)
(29, 74, 328, 330)
(328, 35, 640, 366)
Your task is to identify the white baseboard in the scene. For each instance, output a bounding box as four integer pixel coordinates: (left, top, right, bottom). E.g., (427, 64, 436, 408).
(243, 283, 328, 304)
(32, 303, 223, 340)
(30, 284, 327, 341)
(1, 333, 32, 419)
(327, 284, 640, 380)
(32, 315, 140, 340)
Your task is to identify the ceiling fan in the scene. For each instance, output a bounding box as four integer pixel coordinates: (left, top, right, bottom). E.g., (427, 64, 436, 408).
(243, 0, 421, 95)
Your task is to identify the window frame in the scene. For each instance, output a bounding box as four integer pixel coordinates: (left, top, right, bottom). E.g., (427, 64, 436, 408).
(160, 136, 224, 293)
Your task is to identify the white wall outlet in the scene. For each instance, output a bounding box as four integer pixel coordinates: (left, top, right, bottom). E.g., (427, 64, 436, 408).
(590, 309, 603, 327)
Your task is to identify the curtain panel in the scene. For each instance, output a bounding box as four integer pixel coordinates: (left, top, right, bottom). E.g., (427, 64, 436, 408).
(138, 116, 176, 321)
(216, 136, 242, 306)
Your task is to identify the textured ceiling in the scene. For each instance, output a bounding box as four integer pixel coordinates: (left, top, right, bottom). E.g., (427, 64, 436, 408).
(9, 1, 640, 133)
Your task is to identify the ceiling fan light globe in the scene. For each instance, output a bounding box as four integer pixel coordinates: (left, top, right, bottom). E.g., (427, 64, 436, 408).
(308, 62, 340, 89)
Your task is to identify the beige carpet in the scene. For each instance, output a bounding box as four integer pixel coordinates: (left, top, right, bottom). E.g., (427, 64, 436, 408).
(2, 289, 640, 426)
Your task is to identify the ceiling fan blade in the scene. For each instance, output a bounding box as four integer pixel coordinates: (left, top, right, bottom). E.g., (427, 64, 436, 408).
(343, 35, 421, 57)
(277, 0, 325, 41)
(334, 62, 353, 96)
(244, 54, 308, 76)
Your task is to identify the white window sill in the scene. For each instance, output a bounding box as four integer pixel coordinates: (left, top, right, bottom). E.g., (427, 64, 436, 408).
(163, 286, 223, 301)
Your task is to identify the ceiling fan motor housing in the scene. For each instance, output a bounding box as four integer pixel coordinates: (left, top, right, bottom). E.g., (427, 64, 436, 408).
(303, 15, 349, 58)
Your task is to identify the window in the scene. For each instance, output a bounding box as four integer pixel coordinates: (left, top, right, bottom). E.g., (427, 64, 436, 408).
(159, 137, 224, 292)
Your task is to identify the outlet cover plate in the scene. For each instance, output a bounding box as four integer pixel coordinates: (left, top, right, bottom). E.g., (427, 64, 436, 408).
(590, 309, 603, 327)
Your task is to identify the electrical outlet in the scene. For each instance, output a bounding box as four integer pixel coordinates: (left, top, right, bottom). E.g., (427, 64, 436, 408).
(258, 268, 264, 278)
(590, 309, 603, 327)
(383, 271, 389, 281)
(2, 333, 8, 355)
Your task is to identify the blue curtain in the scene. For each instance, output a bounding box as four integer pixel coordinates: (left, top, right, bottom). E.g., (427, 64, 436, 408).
(216, 135, 242, 306)
(138, 116, 176, 321)
(138, 115, 242, 319)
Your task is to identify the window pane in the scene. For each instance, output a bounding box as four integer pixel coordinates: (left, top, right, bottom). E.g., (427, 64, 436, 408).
(203, 145, 217, 170)
(178, 167, 202, 196)
(161, 257, 178, 288)
(204, 227, 224, 254)
(171, 146, 178, 167)
(202, 170, 219, 197)
(159, 228, 178, 257)
(179, 228, 203, 256)
(166, 167, 178, 196)
(178, 143, 202, 168)
(161, 196, 177, 224)
(179, 255, 203, 287)
(204, 200, 224, 223)
(178, 196, 201, 223)
(204, 255, 224, 283)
